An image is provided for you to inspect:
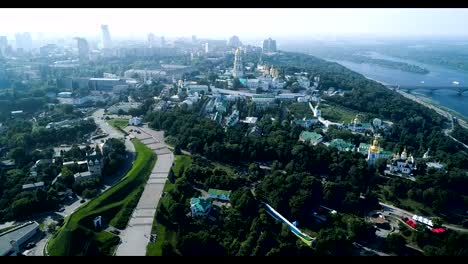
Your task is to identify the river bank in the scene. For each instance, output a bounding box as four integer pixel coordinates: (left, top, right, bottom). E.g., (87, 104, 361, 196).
(394, 88, 468, 131)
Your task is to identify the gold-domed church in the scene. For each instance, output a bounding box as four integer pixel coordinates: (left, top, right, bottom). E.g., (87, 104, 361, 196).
(366, 136, 392, 165)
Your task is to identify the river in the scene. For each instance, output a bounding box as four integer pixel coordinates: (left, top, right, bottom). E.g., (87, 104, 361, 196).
(323, 52, 468, 118)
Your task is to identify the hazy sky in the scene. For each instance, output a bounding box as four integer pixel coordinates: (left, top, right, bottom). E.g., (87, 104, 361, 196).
(1, 8, 468, 40)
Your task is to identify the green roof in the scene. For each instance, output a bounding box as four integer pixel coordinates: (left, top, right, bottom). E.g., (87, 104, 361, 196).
(239, 78, 248, 85)
(358, 142, 392, 156)
(299, 131, 323, 143)
(329, 139, 355, 151)
(358, 143, 371, 154)
(190, 197, 212, 213)
(208, 188, 232, 197)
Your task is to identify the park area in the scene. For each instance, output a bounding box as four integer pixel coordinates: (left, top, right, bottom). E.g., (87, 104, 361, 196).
(47, 139, 156, 256)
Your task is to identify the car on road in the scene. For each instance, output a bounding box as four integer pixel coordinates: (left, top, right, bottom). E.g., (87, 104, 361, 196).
(80, 199, 86, 203)
(111, 229, 121, 235)
(58, 207, 65, 212)
(24, 242, 36, 249)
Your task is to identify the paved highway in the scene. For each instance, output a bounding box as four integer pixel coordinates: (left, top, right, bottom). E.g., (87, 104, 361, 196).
(379, 201, 468, 233)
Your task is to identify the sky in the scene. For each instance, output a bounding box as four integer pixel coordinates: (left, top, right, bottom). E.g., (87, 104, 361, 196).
(0, 8, 468, 40)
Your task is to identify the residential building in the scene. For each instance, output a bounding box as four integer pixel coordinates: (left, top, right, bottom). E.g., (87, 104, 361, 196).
(75, 37, 89, 62)
(294, 118, 318, 129)
(107, 102, 142, 114)
(275, 93, 299, 101)
(299, 131, 323, 146)
(57, 92, 73, 98)
(186, 84, 209, 94)
(245, 79, 259, 90)
(190, 197, 212, 217)
(22, 182, 45, 192)
(226, 110, 239, 127)
(0, 221, 39, 256)
(297, 76, 310, 89)
(242, 117, 258, 124)
(251, 94, 276, 105)
(73, 171, 94, 183)
(262, 38, 277, 53)
(0, 159, 15, 169)
(208, 189, 232, 202)
(88, 78, 126, 92)
(248, 125, 262, 137)
(86, 150, 103, 177)
(129, 117, 143, 126)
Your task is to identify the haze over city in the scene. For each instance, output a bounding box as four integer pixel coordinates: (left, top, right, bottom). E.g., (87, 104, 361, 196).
(1, 7, 468, 257)
(1, 8, 468, 40)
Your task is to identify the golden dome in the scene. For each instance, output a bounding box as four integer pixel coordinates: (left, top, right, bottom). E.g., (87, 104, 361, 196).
(369, 138, 380, 153)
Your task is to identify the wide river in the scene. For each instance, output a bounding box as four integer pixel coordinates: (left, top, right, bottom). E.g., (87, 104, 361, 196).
(323, 51, 468, 118)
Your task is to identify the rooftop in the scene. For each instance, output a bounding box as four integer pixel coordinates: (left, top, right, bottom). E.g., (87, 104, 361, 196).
(22, 182, 45, 190)
(329, 139, 355, 151)
(299, 131, 323, 142)
(74, 171, 93, 179)
(0, 221, 39, 256)
(190, 197, 212, 213)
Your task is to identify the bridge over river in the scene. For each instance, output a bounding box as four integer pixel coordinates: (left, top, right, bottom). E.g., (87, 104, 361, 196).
(386, 84, 468, 95)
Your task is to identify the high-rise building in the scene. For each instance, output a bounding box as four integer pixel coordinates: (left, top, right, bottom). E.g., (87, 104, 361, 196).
(75, 37, 90, 62)
(148, 33, 155, 48)
(232, 47, 244, 78)
(204, 43, 209, 54)
(192, 35, 197, 43)
(160, 36, 166, 47)
(262, 38, 277, 54)
(228, 35, 242, 48)
(15, 32, 32, 52)
(101, 25, 112, 49)
(0, 36, 7, 56)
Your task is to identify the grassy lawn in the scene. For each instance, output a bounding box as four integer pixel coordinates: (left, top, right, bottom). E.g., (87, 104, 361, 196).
(48, 139, 156, 256)
(108, 118, 129, 135)
(108, 118, 128, 129)
(146, 155, 190, 256)
(320, 103, 360, 123)
(287, 103, 315, 119)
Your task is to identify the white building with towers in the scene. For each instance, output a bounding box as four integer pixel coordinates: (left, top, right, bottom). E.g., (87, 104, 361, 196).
(388, 148, 417, 175)
(232, 47, 244, 78)
(101, 25, 112, 49)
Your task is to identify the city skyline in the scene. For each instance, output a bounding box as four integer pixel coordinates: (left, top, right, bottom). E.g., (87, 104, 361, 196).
(0, 8, 468, 40)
